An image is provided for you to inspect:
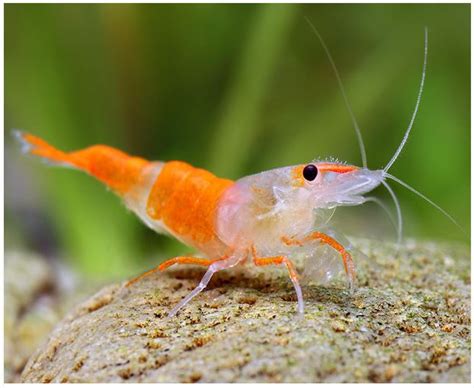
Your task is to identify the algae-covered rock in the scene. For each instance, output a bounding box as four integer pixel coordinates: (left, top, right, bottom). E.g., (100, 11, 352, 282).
(20, 239, 470, 383)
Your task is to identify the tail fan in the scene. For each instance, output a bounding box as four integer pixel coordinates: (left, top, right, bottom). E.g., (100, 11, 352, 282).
(14, 130, 81, 169)
(14, 130, 150, 195)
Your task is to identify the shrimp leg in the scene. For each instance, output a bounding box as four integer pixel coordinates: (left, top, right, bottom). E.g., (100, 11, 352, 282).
(125, 255, 228, 287)
(282, 232, 356, 289)
(253, 253, 304, 315)
(167, 255, 242, 317)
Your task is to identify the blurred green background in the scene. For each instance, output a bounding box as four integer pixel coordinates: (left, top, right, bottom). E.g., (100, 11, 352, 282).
(5, 4, 470, 280)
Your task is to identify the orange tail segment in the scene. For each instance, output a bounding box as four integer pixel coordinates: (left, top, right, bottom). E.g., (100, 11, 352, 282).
(15, 131, 151, 195)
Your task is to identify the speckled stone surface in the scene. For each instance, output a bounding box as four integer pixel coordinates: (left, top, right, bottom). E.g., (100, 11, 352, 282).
(20, 239, 470, 383)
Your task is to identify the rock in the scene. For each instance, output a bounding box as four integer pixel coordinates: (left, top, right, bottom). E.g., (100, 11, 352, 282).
(4, 251, 53, 382)
(4, 251, 93, 382)
(20, 239, 470, 383)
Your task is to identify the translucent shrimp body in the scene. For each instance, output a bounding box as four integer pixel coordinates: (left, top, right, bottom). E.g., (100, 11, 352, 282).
(16, 131, 374, 316)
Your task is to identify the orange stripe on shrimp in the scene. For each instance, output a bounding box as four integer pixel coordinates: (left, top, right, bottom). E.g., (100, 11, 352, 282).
(317, 163, 358, 174)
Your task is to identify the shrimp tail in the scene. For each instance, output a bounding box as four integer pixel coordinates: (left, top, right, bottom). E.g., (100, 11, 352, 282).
(14, 130, 151, 195)
(14, 130, 77, 167)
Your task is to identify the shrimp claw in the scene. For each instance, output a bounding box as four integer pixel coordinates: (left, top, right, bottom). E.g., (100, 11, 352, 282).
(282, 232, 356, 290)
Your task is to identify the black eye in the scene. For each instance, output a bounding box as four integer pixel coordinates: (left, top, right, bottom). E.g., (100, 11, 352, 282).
(303, 164, 318, 181)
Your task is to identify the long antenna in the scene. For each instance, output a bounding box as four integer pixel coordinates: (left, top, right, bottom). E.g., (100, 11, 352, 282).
(384, 27, 428, 173)
(381, 180, 403, 245)
(384, 172, 464, 233)
(305, 17, 368, 169)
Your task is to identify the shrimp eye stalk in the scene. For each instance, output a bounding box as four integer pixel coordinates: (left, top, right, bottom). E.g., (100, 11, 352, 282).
(303, 164, 318, 181)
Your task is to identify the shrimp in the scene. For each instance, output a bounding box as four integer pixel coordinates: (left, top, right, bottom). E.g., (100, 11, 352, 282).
(15, 28, 460, 317)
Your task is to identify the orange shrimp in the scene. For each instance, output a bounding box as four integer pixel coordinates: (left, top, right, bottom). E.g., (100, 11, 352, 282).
(15, 28, 460, 317)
